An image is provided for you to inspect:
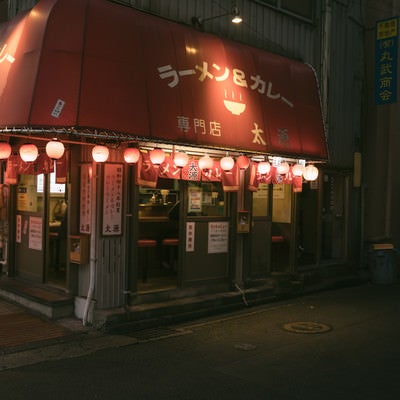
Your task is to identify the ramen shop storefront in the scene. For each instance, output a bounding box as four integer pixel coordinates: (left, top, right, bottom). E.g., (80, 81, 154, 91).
(0, 0, 328, 315)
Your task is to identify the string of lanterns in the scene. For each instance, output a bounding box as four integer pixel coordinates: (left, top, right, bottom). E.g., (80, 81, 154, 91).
(0, 140, 319, 181)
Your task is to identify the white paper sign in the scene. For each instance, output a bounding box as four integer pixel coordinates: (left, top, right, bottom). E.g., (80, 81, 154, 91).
(102, 164, 123, 236)
(29, 216, 42, 251)
(208, 221, 229, 254)
(80, 164, 92, 234)
(186, 222, 195, 252)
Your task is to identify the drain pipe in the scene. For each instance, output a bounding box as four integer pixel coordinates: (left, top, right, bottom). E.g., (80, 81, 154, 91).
(83, 162, 97, 326)
(235, 283, 249, 307)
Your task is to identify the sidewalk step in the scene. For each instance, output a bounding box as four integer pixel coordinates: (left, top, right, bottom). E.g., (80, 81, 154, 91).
(0, 279, 74, 320)
(97, 284, 277, 333)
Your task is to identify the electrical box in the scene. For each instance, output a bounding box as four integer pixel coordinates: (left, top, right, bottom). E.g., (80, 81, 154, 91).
(69, 235, 89, 264)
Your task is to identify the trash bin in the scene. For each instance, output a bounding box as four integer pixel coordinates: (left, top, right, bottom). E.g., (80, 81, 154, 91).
(369, 243, 398, 284)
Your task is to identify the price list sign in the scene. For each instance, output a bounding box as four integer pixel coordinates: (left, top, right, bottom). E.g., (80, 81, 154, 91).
(102, 164, 123, 236)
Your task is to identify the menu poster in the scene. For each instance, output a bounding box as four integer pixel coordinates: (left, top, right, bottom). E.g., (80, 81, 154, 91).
(208, 221, 229, 254)
(29, 216, 42, 251)
(102, 163, 123, 236)
(188, 186, 202, 213)
(80, 164, 92, 234)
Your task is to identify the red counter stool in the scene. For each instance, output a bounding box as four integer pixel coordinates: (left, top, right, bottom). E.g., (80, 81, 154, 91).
(271, 235, 285, 269)
(161, 238, 179, 271)
(137, 239, 157, 282)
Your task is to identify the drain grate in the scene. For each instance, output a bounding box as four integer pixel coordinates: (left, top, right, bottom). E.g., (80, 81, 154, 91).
(124, 327, 191, 342)
(282, 321, 332, 334)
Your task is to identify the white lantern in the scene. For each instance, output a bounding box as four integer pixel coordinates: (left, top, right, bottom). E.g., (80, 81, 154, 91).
(236, 155, 250, 170)
(303, 165, 319, 181)
(257, 161, 271, 175)
(292, 163, 305, 176)
(174, 151, 189, 168)
(19, 143, 38, 162)
(0, 142, 11, 159)
(276, 161, 289, 175)
(198, 155, 213, 171)
(149, 148, 165, 165)
(220, 156, 235, 171)
(123, 147, 140, 163)
(45, 139, 65, 160)
(92, 145, 109, 163)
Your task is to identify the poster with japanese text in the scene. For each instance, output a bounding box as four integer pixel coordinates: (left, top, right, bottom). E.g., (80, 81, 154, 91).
(29, 216, 42, 251)
(208, 221, 229, 254)
(80, 164, 92, 234)
(102, 163, 123, 236)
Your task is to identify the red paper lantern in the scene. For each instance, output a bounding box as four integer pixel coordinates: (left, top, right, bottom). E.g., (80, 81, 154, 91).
(0, 142, 11, 160)
(236, 155, 250, 170)
(19, 143, 38, 162)
(46, 139, 65, 160)
(92, 145, 109, 163)
(123, 147, 140, 163)
(149, 148, 165, 165)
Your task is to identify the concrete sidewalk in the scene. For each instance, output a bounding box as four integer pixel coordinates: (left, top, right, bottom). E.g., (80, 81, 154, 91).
(0, 298, 89, 355)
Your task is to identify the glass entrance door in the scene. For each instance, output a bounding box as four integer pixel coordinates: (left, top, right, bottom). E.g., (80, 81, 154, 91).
(42, 172, 68, 287)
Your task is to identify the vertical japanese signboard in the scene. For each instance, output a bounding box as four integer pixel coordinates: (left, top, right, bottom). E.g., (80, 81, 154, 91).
(80, 164, 92, 234)
(375, 17, 398, 105)
(102, 163, 123, 236)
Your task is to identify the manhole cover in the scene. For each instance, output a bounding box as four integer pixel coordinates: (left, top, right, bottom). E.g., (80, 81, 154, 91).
(282, 322, 332, 334)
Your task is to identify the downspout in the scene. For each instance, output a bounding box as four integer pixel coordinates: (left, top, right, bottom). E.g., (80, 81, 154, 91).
(321, 0, 331, 126)
(83, 161, 97, 326)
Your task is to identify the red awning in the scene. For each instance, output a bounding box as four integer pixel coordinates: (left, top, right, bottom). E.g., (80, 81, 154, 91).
(0, 0, 328, 160)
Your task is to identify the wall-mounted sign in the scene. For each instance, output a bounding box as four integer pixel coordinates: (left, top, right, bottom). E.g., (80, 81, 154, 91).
(80, 164, 92, 234)
(208, 221, 229, 254)
(375, 17, 398, 104)
(188, 186, 202, 213)
(186, 222, 195, 252)
(102, 163, 123, 236)
(29, 216, 42, 251)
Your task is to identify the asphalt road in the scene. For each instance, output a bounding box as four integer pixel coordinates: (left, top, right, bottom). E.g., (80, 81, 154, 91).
(1, 283, 399, 400)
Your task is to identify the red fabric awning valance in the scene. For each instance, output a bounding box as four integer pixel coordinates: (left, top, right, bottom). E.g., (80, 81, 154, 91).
(0, 0, 328, 160)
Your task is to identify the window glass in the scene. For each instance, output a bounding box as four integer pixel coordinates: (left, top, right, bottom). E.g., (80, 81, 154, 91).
(256, 0, 314, 20)
(281, 0, 313, 19)
(187, 182, 226, 217)
(252, 183, 270, 217)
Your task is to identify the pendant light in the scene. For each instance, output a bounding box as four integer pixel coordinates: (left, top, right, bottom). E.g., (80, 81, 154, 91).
(174, 151, 189, 168)
(276, 161, 289, 175)
(19, 143, 38, 162)
(149, 148, 165, 165)
(220, 155, 235, 171)
(123, 147, 140, 163)
(292, 163, 305, 177)
(303, 165, 319, 181)
(257, 160, 271, 175)
(46, 138, 65, 160)
(92, 145, 109, 163)
(198, 154, 213, 171)
(0, 142, 11, 159)
(236, 155, 250, 170)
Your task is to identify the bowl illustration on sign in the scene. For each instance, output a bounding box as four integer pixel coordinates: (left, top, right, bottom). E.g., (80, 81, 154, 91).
(224, 90, 246, 115)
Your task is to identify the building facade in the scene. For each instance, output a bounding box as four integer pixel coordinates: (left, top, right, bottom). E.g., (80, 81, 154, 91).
(0, 0, 365, 325)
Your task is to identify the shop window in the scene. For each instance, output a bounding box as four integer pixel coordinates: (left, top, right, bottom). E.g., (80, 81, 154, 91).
(187, 182, 226, 217)
(252, 183, 270, 217)
(256, 0, 314, 21)
(17, 174, 41, 212)
(138, 178, 179, 219)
